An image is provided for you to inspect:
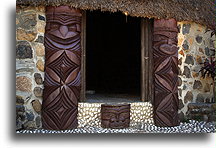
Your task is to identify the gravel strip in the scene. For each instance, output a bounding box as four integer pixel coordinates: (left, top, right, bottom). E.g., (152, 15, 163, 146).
(16, 120, 215, 134)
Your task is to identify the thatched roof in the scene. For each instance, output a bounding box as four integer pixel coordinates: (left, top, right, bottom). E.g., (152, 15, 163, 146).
(17, 0, 215, 29)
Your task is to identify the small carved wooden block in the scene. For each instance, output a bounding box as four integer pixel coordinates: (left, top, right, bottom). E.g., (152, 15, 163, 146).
(101, 104, 130, 129)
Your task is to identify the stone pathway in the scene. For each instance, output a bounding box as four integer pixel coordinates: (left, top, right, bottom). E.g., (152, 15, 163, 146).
(16, 120, 215, 134)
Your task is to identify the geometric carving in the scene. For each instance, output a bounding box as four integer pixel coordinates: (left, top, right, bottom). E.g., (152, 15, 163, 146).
(42, 6, 82, 130)
(101, 104, 130, 129)
(153, 19, 179, 127)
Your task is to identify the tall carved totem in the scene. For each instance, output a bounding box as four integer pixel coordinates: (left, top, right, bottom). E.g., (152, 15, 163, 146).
(42, 6, 82, 130)
(153, 19, 179, 127)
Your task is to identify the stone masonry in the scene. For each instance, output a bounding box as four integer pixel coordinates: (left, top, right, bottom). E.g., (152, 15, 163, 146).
(177, 22, 215, 122)
(16, 6, 45, 130)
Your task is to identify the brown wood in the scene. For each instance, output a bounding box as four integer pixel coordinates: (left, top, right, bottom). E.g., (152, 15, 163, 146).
(101, 104, 130, 128)
(80, 11, 86, 102)
(42, 6, 82, 130)
(153, 19, 179, 127)
(141, 18, 154, 102)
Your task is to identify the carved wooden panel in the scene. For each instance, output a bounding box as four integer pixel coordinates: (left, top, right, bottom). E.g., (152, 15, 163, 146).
(153, 19, 179, 127)
(42, 6, 82, 130)
(101, 104, 130, 129)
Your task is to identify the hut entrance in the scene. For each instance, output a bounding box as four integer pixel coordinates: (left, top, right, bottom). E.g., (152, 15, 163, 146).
(85, 10, 141, 103)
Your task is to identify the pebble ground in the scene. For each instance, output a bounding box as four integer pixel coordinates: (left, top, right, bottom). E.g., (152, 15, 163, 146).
(16, 120, 215, 134)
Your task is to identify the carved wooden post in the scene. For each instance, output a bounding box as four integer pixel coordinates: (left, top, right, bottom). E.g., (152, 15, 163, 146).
(153, 19, 179, 127)
(42, 6, 82, 130)
(101, 104, 130, 129)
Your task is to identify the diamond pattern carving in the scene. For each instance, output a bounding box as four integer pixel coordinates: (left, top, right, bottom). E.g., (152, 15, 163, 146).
(42, 6, 82, 130)
(153, 19, 179, 127)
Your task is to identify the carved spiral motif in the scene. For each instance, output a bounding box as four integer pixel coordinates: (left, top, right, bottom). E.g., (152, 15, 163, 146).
(42, 6, 82, 130)
(153, 19, 179, 127)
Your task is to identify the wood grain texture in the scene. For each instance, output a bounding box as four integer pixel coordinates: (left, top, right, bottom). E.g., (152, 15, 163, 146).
(141, 18, 154, 102)
(80, 11, 86, 102)
(101, 104, 130, 129)
(42, 6, 82, 130)
(153, 19, 179, 127)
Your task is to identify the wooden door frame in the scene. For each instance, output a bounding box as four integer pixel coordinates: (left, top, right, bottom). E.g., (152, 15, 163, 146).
(80, 11, 154, 102)
(140, 18, 154, 102)
(80, 11, 86, 102)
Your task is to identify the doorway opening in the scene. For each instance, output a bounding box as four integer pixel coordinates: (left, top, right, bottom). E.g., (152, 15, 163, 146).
(85, 10, 141, 103)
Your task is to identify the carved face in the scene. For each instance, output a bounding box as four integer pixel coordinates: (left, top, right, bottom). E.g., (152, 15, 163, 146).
(101, 104, 130, 128)
(45, 6, 81, 50)
(44, 6, 82, 84)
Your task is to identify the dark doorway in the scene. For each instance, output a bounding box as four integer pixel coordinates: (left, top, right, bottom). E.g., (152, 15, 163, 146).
(86, 10, 141, 102)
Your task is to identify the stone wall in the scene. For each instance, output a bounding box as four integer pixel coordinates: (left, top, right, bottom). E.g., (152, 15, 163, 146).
(16, 6, 46, 130)
(177, 22, 215, 121)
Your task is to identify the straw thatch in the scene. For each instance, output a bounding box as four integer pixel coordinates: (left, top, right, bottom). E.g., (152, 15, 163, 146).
(17, 0, 215, 29)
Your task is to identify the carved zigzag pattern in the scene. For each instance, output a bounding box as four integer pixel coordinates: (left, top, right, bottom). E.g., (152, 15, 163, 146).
(153, 19, 179, 127)
(42, 7, 81, 130)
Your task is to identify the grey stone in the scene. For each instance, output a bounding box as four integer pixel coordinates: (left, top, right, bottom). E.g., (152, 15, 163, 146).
(33, 87, 43, 97)
(184, 91, 193, 104)
(188, 103, 213, 109)
(196, 93, 205, 103)
(196, 36, 203, 44)
(38, 15, 45, 21)
(35, 35, 44, 44)
(23, 121, 36, 130)
(178, 67, 182, 75)
(193, 80, 203, 90)
(185, 55, 194, 65)
(18, 13, 37, 30)
(192, 114, 203, 121)
(209, 49, 215, 56)
(178, 89, 182, 97)
(178, 77, 182, 86)
(16, 112, 26, 121)
(16, 95, 24, 104)
(34, 73, 43, 85)
(203, 115, 209, 122)
(209, 39, 215, 48)
(182, 40, 189, 50)
(204, 47, 210, 56)
(36, 116, 41, 128)
(16, 41, 32, 59)
(183, 85, 187, 90)
(16, 105, 25, 112)
(178, 57, 182, 66)
(16, 68, 34, 74)
(26, 112, 34, 121)
(16, 120, 22, 130)
(182, 24, 191, 34)
(205, 47, 215, 56)
(179, 99, 184, 109)
(183, 66, 191, 78)
(178, 112, 185, 122)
